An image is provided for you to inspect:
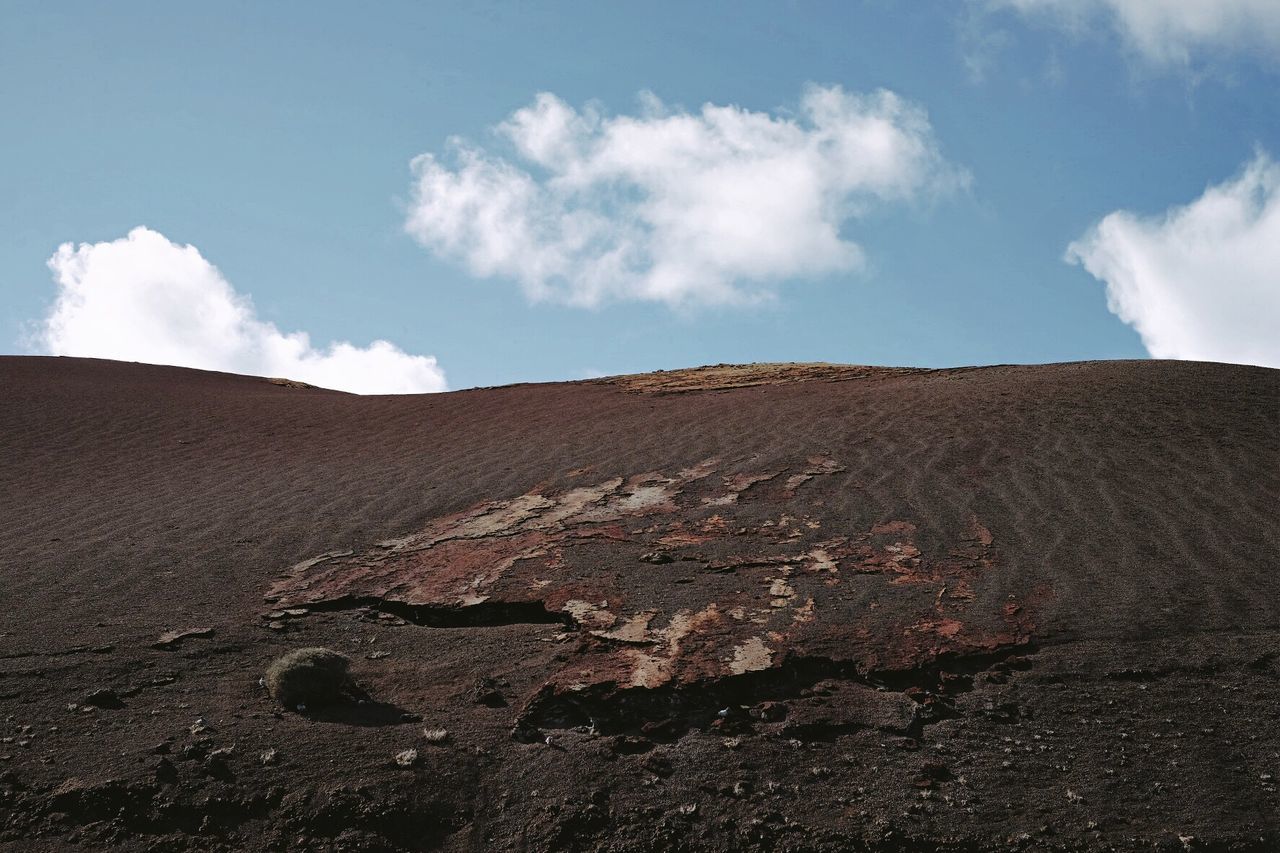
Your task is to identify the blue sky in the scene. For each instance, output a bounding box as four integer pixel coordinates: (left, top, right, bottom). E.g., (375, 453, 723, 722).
(3, 1, 1278, 391)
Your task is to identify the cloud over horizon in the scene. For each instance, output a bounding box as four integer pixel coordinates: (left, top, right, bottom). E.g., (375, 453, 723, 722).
(40, 227, 447, 394)
(405, 85, 964, 308)
(1067, 151, 1280, 369)
(990, 0, 1280, 67)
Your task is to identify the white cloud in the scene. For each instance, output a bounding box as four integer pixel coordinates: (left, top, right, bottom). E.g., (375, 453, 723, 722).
(405, 85, 964, 308)
(1066, 152, 1280, 368)
(41, 227, 447, 394)
(990, 0, 1280, 66)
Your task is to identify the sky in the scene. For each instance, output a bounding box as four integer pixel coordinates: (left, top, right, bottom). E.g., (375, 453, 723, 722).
(2, 0, 1278, 392)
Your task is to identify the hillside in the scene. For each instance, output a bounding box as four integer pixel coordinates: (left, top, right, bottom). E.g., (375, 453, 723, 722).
(1, 356, 1277, 851)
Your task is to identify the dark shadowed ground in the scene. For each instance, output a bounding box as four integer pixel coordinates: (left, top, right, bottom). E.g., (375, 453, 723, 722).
(0, 356, 1277, 851)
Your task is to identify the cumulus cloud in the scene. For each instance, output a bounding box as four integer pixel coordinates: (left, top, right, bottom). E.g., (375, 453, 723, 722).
(1066, 152, 1280, 368)
(40, 227, 447, 393)
(990, 0, 1280, 66)
(405, 85, 964, 308)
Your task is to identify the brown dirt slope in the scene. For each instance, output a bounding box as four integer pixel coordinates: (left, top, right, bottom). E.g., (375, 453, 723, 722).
(0, 356, 1277, 852)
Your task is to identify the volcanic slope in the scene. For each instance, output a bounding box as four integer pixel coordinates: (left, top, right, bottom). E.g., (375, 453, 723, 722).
(0, 356, 1277, 852)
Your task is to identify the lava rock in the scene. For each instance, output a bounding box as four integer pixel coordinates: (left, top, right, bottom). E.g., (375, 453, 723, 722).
(82, 689, 124, 710)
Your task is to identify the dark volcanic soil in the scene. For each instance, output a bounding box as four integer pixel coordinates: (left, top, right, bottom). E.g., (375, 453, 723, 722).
(1, 356, 1277, 852)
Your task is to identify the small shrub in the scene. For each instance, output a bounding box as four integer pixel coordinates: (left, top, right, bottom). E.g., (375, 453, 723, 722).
(264, 647, 357, 710)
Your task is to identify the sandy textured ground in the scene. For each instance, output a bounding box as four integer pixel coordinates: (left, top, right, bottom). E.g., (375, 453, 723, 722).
(1, 356, 1277, 851)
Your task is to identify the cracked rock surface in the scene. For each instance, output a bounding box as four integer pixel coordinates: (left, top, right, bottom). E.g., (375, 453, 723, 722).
(0, 356, 1277, 851)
